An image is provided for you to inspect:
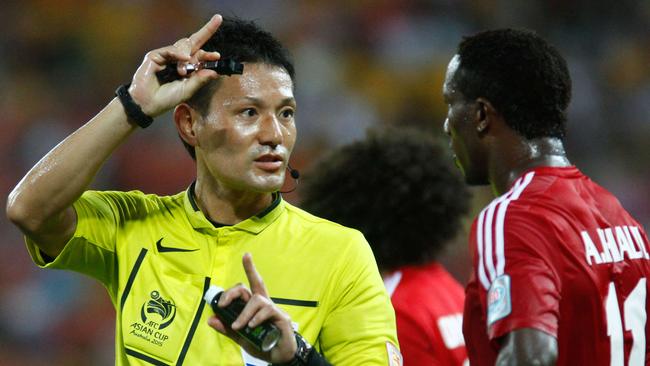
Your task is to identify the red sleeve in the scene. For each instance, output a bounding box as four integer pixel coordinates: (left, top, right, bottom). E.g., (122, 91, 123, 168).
(474, 205, 561, 341)
(394, 310, 442, 366)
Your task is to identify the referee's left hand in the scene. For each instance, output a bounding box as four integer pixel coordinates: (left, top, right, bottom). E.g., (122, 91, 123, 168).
(128, 14, 222, 118)
(207, 253, 297, 363)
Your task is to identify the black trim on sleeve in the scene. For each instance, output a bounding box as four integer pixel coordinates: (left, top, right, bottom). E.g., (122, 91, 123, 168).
(176, 277, 211, 366)
(126, 347, 169, 366)
(120, 248, 148, 309)
(271, 297, 319, 307)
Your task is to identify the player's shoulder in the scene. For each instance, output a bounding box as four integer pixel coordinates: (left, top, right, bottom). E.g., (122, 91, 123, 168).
(509, 167, 610, 205)
(391, 266, 465, 326)
(506, 168, 626, 219)
(473, 174, 558, 233)
(489, 170, 570, 213)
(395, 264, 465, 302)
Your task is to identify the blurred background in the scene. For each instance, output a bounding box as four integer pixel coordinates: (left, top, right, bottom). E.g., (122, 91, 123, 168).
(1, 0, 649, 364)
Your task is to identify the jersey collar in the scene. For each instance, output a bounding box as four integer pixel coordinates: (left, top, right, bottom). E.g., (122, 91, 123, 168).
(515, 165, 580, 181)
(183, 182, 285, 234)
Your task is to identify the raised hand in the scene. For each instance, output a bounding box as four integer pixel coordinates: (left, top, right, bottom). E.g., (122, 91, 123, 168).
(128, 14, 223, 118)
(208, 253, 297, 363)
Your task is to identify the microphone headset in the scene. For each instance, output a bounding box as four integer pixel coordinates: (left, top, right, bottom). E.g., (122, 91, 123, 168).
(288, 164, 300, 180)
(281, 164, 300, 193)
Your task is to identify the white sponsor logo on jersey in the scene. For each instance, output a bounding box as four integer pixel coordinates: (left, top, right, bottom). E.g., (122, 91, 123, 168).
(487, 274, 512, 326)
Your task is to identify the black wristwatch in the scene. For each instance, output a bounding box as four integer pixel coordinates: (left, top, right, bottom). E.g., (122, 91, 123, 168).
(115, 83, 154, 128)
(272, 333, 312, 366)
(272, 332, 332, 366)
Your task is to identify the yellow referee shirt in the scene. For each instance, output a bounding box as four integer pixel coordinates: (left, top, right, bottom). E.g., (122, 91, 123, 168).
(26, 185, 399, 365)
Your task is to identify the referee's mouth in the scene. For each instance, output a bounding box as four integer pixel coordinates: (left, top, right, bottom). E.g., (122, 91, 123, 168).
(253, 154, 284, 172)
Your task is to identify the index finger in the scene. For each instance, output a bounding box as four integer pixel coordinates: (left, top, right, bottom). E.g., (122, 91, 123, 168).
(242, 253, 269, 297)
(188, 14, 223, 53)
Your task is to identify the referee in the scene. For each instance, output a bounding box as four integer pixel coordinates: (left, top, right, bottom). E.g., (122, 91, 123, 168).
(7, 14, 399, 366)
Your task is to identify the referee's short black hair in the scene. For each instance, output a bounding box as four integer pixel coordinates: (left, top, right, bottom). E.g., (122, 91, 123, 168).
(455, 28, 571, 139)
(301, 128, 471, 272)
(183, 16, 295, 160)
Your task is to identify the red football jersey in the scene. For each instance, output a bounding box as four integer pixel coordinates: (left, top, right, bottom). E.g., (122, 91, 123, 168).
(386, 262, 468, 366)
(463, 166, 650, 365)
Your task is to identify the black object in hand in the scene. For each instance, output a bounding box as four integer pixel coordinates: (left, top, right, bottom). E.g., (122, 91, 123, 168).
(155, 59, 244, 84)
(204, 285, 280, 352)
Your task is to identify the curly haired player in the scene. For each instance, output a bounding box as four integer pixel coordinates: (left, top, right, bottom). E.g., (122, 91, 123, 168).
(302, 128, 470, 365)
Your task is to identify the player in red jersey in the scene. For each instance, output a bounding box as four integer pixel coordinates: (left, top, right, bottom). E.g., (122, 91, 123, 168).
(301, 129, 471, 365)
(442, 28, 650, 365)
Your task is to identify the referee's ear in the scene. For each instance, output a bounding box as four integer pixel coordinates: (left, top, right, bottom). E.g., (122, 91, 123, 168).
(174, 103, 199, 151)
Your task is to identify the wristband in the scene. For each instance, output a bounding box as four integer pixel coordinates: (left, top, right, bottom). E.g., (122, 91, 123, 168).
(115, 84, 154, 128)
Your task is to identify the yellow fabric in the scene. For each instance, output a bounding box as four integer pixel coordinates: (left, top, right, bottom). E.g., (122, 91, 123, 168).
(26, 187, 398, 365)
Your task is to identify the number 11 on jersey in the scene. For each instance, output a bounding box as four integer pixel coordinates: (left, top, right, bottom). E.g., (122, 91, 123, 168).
(605, 278, 646, 365)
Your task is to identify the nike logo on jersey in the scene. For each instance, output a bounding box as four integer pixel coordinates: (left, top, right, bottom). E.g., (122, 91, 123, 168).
(156, 238, 199, 253)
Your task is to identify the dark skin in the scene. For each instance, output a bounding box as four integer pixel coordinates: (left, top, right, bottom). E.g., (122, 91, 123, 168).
(487, 123, 570, 197)
(443, 54, 563, 365)
(496, 329, 558, 366)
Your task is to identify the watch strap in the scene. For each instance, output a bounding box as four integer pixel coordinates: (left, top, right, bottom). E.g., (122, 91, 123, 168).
(115, 83, 154, 128)
(272, 333, 312, 366)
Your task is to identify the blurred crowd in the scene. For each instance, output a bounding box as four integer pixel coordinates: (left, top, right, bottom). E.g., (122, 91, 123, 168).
(1, 0, 648, 364)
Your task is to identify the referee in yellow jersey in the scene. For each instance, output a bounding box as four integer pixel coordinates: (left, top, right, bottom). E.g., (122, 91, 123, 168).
(7, 14, 400, 366)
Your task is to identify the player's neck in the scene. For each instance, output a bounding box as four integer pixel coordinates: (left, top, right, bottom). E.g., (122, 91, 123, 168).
(193, 177, 273, 226)
(490, 137, 571, 196)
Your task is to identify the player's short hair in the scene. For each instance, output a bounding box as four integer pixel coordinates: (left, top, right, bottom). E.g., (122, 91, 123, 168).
(301, 128, 471, 271)
(183, 16, 295, 159)
(455, 28, 571, 139)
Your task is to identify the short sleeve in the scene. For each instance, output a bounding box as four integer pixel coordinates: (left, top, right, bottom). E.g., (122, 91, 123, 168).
(483, 211, 561, 341)
(394, 310, 441, 365)
(318, 231, 401, 365)
(25, 190, 121, 297)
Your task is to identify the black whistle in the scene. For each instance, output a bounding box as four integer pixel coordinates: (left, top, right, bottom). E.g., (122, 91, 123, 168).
(203, 285, 280, 352)
(155, 59, 244, 84)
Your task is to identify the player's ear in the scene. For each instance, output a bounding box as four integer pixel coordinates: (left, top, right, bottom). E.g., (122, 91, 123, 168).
(475, 97, 497, 134)
(174, 103, 199, 148)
